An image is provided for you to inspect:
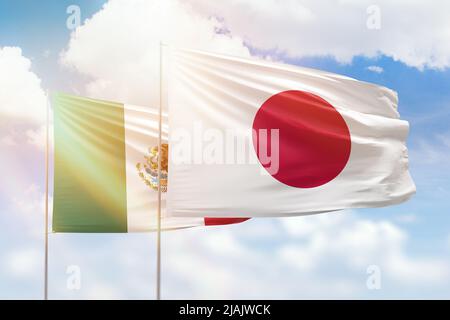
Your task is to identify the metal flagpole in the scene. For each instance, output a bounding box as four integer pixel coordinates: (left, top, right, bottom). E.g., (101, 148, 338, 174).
(156, 42, 163, 300)
(44, 90, 50, 300)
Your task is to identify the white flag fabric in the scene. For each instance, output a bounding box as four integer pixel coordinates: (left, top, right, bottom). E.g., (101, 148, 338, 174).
(166, 49, 416, 218)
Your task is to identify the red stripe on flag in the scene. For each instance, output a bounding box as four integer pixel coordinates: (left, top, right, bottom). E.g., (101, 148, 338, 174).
(204, 217, 250, 226)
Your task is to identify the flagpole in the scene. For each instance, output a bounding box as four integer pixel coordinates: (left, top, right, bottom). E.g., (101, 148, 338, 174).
(44, 90, 50, 300)
(156, 42, 163, 300)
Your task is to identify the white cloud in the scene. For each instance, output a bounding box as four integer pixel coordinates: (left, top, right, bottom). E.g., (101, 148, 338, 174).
(26, 125, 48, 150)
(1, 135, 17, 146)
(385, 254, 448, 284)
(190, 0, 450, 70)
(60, 0, 251, 106)
(278, 213, 449, 286)
(0, 120, 47, 296)
(0, 47, 48, 208)
(11, 184, 45, 217)
(0, 47, 47, 124)
(0, 46, 47, 153)
(367, 65, 384, 73)
(14, 213, 446, 300)
(160, 214, 450, 299)
(10, 184, 49, 238)
(3, 248, 41, 279)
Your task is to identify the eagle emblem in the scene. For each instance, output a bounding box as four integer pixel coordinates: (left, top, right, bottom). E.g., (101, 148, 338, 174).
(136, 143, 168, 192)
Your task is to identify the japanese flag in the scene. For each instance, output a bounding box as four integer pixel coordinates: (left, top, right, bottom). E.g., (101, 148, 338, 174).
(166, 49, 415, 218)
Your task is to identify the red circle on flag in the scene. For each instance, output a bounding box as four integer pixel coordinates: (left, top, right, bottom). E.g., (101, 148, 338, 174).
(252, 90, 351, 188)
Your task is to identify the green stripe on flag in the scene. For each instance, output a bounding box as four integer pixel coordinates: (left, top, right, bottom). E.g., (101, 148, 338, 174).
(52, 93, 128, 233)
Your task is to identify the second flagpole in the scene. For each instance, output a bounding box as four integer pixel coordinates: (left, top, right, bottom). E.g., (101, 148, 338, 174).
(44, 90, 50, 300)
(156, 42, 164, 301)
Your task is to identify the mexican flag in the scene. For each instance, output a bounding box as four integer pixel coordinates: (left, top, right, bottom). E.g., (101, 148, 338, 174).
(52, 93, 247, 232)
(167, 49, 416, 218)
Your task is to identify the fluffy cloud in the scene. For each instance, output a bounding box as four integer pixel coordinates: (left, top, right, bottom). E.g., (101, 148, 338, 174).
(0, 47, 47, 124)
(278, 213, 449, 285)
(190, 0, 450, 70)
(0, 183, 47, 298)
(2, 247, 41, 279)
(0, 46, 48, 298)
(3, 212, 448, 299)
(26, 125, 49, 150)
(10, 183, 48, 236)
(0, 46, 47, 151)
(367, 65, 384, 73)
(61, 0, 250, 106)
(0, 46, 48, 226)
(155, 213, 450, 299)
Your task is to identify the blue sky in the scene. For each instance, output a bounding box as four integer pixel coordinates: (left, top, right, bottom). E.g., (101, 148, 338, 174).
(1, 0, 450, 299)
(0, 0, 105, 90)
